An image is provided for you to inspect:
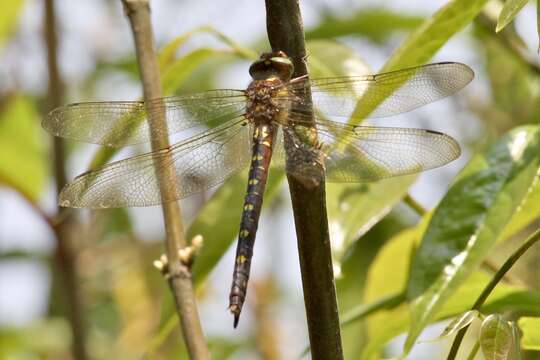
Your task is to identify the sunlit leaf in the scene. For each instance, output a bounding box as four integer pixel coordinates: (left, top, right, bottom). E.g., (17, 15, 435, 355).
(0, 0, 23, 48)
(500, 180, 540, 240)
(305, 7, 423, 43)
(405, 126, 540, 352)
(480, 314, 513, 360)
(496, 0, 529, 32)
(362, 273, 537, 359)
(357, 208, 540, 359)
(0, 96, 47, 200)
(518, 317, 540, 351)
(337, 207, 416, 359)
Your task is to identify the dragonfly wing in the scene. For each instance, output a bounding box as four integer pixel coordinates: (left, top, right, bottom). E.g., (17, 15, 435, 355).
(285, 62, 473, 122)
(60, 118, 252, 208)
(44, 90, 247, 147)
(274, 120, 460, 182)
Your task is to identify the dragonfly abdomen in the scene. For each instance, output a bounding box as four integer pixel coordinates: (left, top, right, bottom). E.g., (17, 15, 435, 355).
(229, 123, 275, 327)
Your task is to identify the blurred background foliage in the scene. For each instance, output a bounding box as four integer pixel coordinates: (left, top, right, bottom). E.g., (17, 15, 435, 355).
(2, 0, 540, 359)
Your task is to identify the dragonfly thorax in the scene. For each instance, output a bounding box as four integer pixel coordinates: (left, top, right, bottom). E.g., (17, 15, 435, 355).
(245, 78, 289, 125)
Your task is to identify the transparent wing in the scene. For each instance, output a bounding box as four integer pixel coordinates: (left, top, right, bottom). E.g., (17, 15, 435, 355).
(44, 90, 247, 147)
(283, 62, 473, 122)
(273, 120, 460, 182)
(59, 118, 252, 208)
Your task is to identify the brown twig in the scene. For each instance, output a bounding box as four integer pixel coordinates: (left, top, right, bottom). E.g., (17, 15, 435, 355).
(43, 1, 88, 359)
(265, 1, 344, 358)
(120, 1, 208, 358)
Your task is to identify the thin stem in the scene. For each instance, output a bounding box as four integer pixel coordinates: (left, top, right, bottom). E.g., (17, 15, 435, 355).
(264, 1, 344, 358)
(120, 1, 208, 358)
(341, 291, 406, 327)
(403, 193, 426, 216)
(465, 340, 480, 360)
(446, 227, 540, 360)
(43, 1, 88, 359)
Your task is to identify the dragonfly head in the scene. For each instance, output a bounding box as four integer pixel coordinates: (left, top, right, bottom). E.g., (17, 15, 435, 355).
(249, 51, 294, 81)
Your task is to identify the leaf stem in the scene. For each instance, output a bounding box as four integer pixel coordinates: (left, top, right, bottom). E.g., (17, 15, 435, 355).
(446, 227, 540, 360)
(264, 1, 344, 358)
(120, 1, 208, 358)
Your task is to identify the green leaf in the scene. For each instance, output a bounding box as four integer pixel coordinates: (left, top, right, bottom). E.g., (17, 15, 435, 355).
(361, 271, 534, 360)
(327, 178, 416, 261)
(433, 310, 480, 340)
(405, 126, 540, 352)
(161, 48, 229, 95)
(348, 0, 486, 122)
(496, 0, 529, 32)
(500, 180, 540, 240)
(480, 314, 513, 360)
(0, 0, 23, 48)
(305, 7, 423, 43)
(518, 317, 540, 351)
(306, 39, 371, 79)
(0, 96, 47, 200)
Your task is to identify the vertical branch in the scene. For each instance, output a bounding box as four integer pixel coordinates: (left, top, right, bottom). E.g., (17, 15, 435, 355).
(264, 1, 344, 358)
(120, 1, 208, 358)
(43, 1, 88, 359)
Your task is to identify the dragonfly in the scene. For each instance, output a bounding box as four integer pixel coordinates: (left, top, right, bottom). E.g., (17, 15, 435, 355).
(43, 51, 474, 327)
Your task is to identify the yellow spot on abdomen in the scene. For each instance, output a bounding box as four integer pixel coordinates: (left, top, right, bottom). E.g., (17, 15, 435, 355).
(237, 255, 247, 264)
(244, 204, 254, 211)
(249, 179, 259, 185)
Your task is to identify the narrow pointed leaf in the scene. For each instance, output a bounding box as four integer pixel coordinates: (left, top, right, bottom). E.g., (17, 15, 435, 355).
(480, 314, 513, 360)
(405, 126, 540, 352)
(350, 0, 487, 123)
(496, 0, 529, 32)
(428, 310, 480, 341)
(305, 7, 423, 43)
